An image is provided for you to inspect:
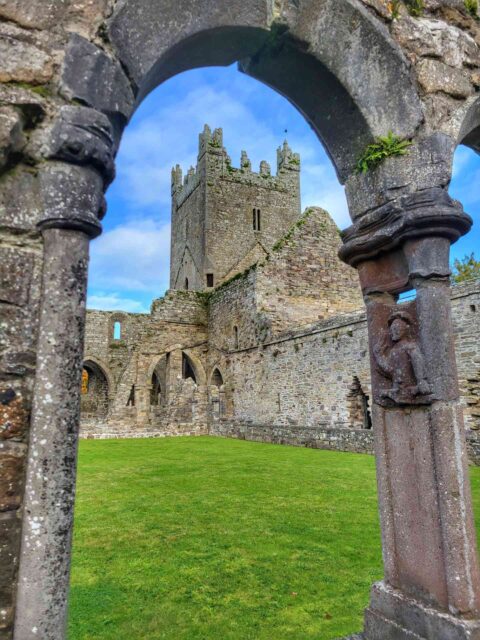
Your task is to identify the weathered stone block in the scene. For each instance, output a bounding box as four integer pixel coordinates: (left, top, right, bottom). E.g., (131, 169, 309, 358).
(0, 0, 66, 30)
(0, 107, 24, 174)
(416, 58, 474, 98)
(0, 386, 29, 441)
(0, 169, 42, 232)
(392, 15, 480, 69)
(46, 106, 116, 183)
(59, 33, 135, 127)
(0, 447, 25, 512)
(0, 248, 33, 307)
(0, 30, 53, 84)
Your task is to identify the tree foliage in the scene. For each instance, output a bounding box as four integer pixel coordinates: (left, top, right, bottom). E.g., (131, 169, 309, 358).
(452, 253, 480, 283)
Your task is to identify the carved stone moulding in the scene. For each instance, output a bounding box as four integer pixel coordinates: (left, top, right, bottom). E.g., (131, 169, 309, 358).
(339, 187, 472, 269)
(38, 162, 105, 239)
(46, 105, 116, 185)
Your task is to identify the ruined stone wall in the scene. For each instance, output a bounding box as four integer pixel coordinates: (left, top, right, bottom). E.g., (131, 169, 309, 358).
(209, 281, 480, 458)
(81, 290, 209, 437)
(255, 207, 364, 334)
(213, 421, 375, 455)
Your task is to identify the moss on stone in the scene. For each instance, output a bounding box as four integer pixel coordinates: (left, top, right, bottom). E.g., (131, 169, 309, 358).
(465, 0, 479, 17)
(211, 263, 258, 297)
(405, 0, 424, 16)
(7, 81, 51, 98)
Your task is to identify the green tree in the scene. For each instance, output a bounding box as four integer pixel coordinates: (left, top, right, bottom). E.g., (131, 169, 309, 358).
(452, 253, 480, 283)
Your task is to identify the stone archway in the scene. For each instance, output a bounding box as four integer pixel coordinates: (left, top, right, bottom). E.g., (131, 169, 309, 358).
(4, 2, 480, 640)
(80, 359, 111, 420)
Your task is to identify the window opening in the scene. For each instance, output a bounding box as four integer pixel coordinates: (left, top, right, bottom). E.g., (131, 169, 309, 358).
(150, 371, 162, 406)
(113, 321, 121, 340)
(211, 368, 224, 387)
(206, 273, 214, 287)
(184, 277, 189, 290)
(126, 384, 135, 406)
(398, 289, 417, 303)
(234, 326, 239, 350)
(252, 208, 261, 231)
(182, 353, 197, 383)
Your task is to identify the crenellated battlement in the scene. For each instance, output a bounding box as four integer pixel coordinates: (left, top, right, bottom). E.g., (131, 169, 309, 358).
(171, 124, 301, 207)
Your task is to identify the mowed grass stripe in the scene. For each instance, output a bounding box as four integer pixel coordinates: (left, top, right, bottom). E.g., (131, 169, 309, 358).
(68, 436, 480, 640)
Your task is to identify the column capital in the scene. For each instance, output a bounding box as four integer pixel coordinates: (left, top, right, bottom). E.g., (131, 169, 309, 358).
(339, 187, 472, 269)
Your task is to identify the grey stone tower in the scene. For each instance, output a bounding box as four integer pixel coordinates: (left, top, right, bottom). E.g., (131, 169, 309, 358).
(170, 124, 301, 291)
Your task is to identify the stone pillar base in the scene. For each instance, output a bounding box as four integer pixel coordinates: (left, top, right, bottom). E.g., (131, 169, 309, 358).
(364, 582, 480, 640)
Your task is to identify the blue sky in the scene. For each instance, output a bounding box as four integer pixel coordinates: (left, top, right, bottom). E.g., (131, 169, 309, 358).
(87, 64, 480, 313)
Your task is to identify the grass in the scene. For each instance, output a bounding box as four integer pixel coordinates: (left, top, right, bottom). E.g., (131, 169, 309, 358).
(68, 437, 480, 640)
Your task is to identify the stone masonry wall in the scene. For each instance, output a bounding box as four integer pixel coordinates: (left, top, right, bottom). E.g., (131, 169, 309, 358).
(208, 280, 480, 462)
(82, 290, 209, 436)
(170, 125, 302, 291)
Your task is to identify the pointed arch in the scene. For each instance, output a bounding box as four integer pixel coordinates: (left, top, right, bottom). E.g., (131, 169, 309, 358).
(181, 349, 207, 386)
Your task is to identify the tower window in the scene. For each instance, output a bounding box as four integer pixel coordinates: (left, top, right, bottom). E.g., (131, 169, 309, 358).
(234, 326, 239, 350)
(253, 208, 261, 231)
(184, 277, 189, 290)
(206, 273, 214, 287)
(113, 321, 121, 340)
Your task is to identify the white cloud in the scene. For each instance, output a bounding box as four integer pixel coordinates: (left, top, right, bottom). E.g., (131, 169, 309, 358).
(113, 82, 343, 216)
(87, 293, 149, 313)
(301, 162, 350, 229)
(88, 219, 171, 295)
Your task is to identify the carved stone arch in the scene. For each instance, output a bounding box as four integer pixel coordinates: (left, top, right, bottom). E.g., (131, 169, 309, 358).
(146, 354, 167, 382)
(83, 355, 115, 399)
(102, 0, 422, 181)
(457, 96, 480, 155)
(181, 349, 207, 387)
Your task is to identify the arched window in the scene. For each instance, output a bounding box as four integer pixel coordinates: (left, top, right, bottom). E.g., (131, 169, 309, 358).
(113, 321, 121, 340)
(182, 353, 197, 383)
(252, 208, 261, 231)
(211, 368, 224, 387)
(234, 326, 239, 350)
(184, 277, 189, 290)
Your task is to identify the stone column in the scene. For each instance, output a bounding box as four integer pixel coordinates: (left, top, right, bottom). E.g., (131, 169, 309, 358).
(340, 188, 480, 639)
(13, 145, 108, 637)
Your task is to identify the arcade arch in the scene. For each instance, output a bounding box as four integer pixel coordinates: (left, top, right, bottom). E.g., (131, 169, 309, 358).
(9, 3, 480, 640)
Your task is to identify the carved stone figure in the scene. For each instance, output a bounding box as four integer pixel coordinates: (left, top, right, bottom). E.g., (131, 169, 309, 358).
(373, 309, 432, 406)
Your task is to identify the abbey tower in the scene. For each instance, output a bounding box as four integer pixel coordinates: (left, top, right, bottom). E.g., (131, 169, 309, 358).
(170, 125, 301, 291)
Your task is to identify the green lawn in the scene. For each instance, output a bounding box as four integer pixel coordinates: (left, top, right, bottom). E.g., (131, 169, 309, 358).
(68, 436, 480, 640)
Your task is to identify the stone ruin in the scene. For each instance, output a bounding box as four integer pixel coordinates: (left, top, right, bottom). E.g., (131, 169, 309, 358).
(1, 1, 480, 639)
(80, 126, 480, 471)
